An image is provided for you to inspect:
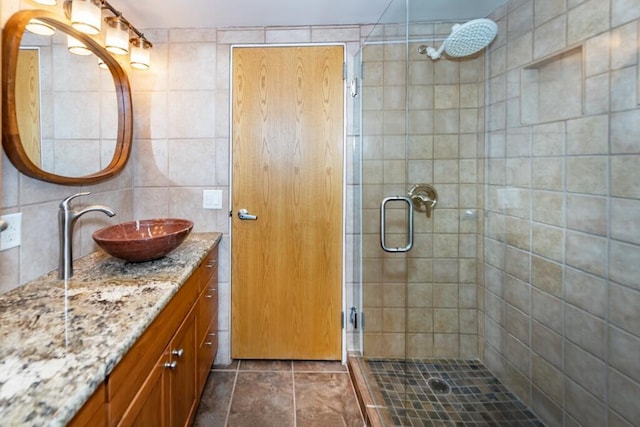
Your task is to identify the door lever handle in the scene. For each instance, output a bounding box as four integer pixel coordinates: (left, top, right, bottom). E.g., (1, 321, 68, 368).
(238, 209, 258, 220)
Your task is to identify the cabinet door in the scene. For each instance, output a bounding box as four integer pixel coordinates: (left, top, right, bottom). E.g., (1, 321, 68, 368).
(167, 310, 198, 427)
(118, 353, 168, 427)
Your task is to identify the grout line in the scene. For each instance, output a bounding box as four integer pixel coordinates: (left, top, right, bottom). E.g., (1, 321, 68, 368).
(224, 363, 240, 427)
(291, 361, 297, 426)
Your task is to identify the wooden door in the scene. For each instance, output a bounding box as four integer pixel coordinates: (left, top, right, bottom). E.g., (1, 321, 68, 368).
(231, 46, 344, 360)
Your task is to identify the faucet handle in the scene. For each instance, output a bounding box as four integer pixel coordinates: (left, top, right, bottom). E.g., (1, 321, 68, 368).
(60, 192, 91, 210)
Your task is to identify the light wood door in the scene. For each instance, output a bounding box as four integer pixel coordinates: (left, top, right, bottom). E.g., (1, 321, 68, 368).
(231, 46, 344, 360)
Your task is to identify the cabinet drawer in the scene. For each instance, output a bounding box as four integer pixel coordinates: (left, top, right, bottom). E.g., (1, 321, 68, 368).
(197, 278, 218, 347)
(200, 246, 218, 290)
(197, 323, 218, 392)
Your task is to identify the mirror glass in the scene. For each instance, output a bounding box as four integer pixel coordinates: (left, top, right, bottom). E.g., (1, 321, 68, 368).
(2, 10, 132, 185)
(17, 31, 117, 177)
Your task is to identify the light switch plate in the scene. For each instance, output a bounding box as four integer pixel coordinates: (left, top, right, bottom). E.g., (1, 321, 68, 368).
(203, 190, 223, 210)
(0, 212, 22, 250)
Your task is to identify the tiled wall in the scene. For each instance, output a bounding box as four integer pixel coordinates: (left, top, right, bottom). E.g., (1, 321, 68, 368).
(483, 0, 640, 425)
(0, 0, 365, 365)
(360, 22, 485, 359)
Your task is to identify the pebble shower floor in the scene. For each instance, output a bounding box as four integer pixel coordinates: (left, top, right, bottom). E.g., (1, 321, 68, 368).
(364, 359, 545, 426)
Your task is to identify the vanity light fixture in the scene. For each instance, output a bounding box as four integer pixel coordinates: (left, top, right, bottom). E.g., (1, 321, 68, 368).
(70, 0, 102, 35)
(129, 37, 151, 70)
(25, 19, 56, 36)
(62, 0, 153, 69)
(67, 35, 93, 55)
(105, 15, 129, 54)
(32, 0, 58, 4)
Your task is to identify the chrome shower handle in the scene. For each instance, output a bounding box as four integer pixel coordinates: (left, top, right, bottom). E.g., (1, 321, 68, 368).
(408, 184, 438, 218)
(380, 196, 414, 253)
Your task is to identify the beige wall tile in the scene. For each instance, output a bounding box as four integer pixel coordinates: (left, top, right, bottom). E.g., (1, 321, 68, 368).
(565, 267, 607, 318)
(608, 368, 640, 424)
(612, 0, 640, 26)
(609, 283, 640, 336)
(532, 289, 563, 333)
(565, 230, 606, 276)
(567, 0, 610, 45)
(532, 190, 564, 226)
(532, 354, 563, 403)
(585, 31, 611, 77)
(585, 73, 610, 114)
(611, 67, 637, 111)
(567, 115, 609, 155)
(611, 198, 640, 245)
(531, 256, 563, 297)
(565, 304, 606, 358)
(532, 157, 563, 191)
(565, 378, 606, 427)
(565, 341, 607, 400)
(566, 156, 608, 195)
(532, 223, 564, 262)
(534, 15, 566, 59)
(567, 194, 608, 235)
(610, 21, 638, 70)
(532, 386, 564, 427)
(533, 321, 563, 368)
(506, 304, 530, 344)
(534, 0, 567, 26)
(611, 110, 640, 154)
(532, 122, 565, 156)
(609, 326, 640, 383)
(434, 333, 459, 357)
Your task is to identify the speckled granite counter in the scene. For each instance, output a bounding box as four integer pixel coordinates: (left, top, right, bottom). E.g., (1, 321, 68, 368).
(0, 232, 221, 426)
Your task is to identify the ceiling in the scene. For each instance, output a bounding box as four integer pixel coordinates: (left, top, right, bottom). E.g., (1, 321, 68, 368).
(119, 0, 509, 30)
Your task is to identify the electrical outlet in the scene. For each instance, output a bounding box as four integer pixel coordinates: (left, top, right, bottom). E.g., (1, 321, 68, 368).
(0, 213, 22, 250)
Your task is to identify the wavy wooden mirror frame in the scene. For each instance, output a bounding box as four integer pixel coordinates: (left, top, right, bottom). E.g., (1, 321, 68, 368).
(1, 9, 133, 185)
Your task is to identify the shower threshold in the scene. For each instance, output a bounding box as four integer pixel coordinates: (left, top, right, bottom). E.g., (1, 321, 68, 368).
(348, 355, 544, 426)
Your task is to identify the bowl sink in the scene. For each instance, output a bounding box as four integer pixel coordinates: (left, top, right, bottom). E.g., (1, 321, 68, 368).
(92, 218, 194, 263)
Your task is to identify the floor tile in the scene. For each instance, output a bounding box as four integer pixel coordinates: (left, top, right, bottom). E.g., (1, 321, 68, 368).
(228, 371, 295, 426)
(193, 371, 236, 426)
(295, 372, 363, 427)
(239, 359, 293, 371)
(294, 360, 347, 372)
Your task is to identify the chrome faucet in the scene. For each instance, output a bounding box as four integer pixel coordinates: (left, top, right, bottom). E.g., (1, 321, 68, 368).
(59, 192, 115, 280)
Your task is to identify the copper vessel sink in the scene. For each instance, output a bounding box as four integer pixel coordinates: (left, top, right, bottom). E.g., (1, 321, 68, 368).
(92, 218, 194, 262)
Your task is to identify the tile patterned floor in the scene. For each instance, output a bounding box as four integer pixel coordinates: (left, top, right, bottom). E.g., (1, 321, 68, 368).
(193, 360, 365, 426)
(362, 359, 545, 427)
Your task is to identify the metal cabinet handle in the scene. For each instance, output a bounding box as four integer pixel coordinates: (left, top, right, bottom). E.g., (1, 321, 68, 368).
(380, 196, 414, 253)
(238, 208, 257, 220)
(171, 348, 184, 358)
(164, 361, 177, 369)
(205, 333, 216, 347)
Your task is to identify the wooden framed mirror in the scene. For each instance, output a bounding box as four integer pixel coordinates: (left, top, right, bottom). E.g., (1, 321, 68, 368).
(2, 9, 133, 185)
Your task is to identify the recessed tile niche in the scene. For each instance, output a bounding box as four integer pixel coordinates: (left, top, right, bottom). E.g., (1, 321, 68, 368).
(521, 46, 584, 124)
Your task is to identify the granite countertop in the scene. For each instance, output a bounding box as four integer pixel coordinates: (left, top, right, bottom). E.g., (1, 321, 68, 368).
(0, 232, 222, 426)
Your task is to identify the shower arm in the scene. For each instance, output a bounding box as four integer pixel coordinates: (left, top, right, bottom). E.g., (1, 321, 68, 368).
(425, 44, 446, 60)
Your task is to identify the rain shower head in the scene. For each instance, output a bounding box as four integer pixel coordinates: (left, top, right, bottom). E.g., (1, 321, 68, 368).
(419, 18, 498, 60)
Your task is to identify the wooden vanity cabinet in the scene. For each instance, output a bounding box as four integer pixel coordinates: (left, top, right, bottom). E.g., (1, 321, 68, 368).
(105, 245, 219, 427)
(68, 384, 107, 427)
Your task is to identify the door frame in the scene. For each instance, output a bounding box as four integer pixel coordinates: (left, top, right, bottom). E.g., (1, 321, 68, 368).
(228, 43, 348, 362)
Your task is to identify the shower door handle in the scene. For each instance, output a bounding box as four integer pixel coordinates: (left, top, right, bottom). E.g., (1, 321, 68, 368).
(380, 196, 414, 253)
